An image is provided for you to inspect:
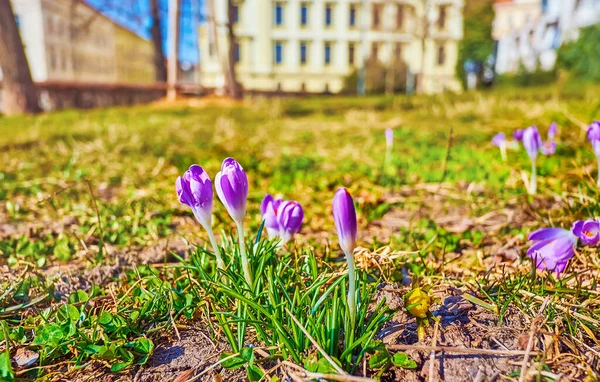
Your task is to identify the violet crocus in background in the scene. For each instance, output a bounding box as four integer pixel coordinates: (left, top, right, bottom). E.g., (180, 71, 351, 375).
(587, 121, 600, 186)
(215, 158, 253, 287)
(261, 195, 304, 245)
(541, 122, 557, 156)
(522, 126, 542, 195)
(492, 132, 508, 161)
(385, 128, 394, 167)
(572, 219, 600, 246)
(513, 129, 524, 141)
(527, 227, 578, 274)
(176, 165, 225, 270)
(333, 187, 358, 325)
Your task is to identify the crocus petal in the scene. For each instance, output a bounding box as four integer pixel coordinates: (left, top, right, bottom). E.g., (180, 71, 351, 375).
(548, 122, 557, 140)
(215, 158, 248, 224)
(528, 227, 572, 241)
(527, 236, 576, 272)
(261, 194, 274, 216)
(522, 126, 541, 159)
(278, 201, 304, 243)
(571, 220, 584, 238)
(333, 188, 357, 256)
(580, 220, 600, 246)
(176, 176, 193, 207)
(385, 129, 394, 148)
(491, 132, 506, 147)
(513, 129, 524, 141)
(541, 141, 556, 156)
(587, 121, 600, 156)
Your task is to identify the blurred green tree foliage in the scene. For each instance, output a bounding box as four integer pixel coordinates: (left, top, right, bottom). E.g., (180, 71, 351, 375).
(557, 23, 600, 82)
(456, 0, 495, 89)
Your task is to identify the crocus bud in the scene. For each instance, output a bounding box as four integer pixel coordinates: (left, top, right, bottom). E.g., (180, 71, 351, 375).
(215, 158, 248, 225)
(548, 122, 557, 141)
(176, 165, 214, 229)
(522, 126, 542, 160)
(261, 194, 283, 238)
(278, 201, 304, 243)
(513, 129, 524, 141)
(491, 132, 506, 147)
(527, 227, 578, 274)
(587, 121, 600, 156)
(333, 188, 357, 256)
(385, 128, 394, 149)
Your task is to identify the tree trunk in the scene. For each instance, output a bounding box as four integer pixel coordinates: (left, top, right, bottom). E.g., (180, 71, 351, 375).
(0, 0, 40, 115)
(226, 0, 242, 99)
(150, 0, 167, 82)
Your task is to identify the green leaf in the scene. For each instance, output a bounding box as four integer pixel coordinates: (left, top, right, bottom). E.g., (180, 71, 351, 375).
(53, 238, 72, 261)
(220, 352, 248, 370)
(391, 352, 417, 369)
(57, 304, 80, 322)
(68, 290, 89, 304)
(247, 364, 264, 382)
(0, 322, 14, 381)
(126, 338, 154, 356)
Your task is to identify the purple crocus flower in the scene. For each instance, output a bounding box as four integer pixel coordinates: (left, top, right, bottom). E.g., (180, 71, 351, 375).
(215, 157, 252, 286)
(385, 128, 394, 149)
(492, 132, 508, 161)
(260, 195, 304, 244)
(541, 141, 556, 156)
(333, 187, 358, 324)
(278, 201, 304, 243)
(572, 219, 600, 246)
(513, 129, 524, 141)
(176, 165, 224, 269)
(527, 227, 578, 274)
(587, 121, 600, 186)
(548, 122, 557, 141)
(333, 188, 358, 256)
(261, 194, 283, 239)
(522, 126, 542, 194)
(215, 158, 248, 225)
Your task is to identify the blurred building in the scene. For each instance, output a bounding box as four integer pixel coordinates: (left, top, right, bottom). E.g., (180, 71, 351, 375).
(493, 0, 600, 74)
(199, 0, 464, 94)
(8, 0, 156, 85)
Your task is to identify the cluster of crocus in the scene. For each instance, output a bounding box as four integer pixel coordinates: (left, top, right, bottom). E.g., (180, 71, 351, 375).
(527, 218, 599, 274)
(176, 158, 254, 287)
(492, 131, 520, 161)
(260, 195, 304, 245)
(587, 121, 600, 186)
(521, 123, 557, 194)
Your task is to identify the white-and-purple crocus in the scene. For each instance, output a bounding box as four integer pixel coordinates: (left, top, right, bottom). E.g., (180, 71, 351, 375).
(513, 129, 524, 142)
(333, 187, 358, 325)
(527, 227, 578, 274)
(522, 126, 542, 195)
(261, 194, 304, 246)
(492, 132, 508, 161)
(587, 121, 600, 187)
(541, 122, 557, 156)
(215, 157, 253, 287)
(176, 165, 225, 270)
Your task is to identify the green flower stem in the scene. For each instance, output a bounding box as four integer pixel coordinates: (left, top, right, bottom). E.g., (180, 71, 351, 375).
(205, 226, 225, 271)
(500, 143, 507, 162)
(345, 250, 357, 327)
(236, 221, 253, 288)
(529, 159, 537, 195)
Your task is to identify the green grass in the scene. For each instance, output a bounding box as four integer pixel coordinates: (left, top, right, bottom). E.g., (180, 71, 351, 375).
(1, 86, 600, 380)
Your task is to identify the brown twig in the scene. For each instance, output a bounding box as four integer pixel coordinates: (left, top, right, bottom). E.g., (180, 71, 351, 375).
(388, 344, 538, 356)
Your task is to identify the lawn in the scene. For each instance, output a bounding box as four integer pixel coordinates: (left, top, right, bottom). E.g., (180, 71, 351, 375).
(1, 86, 599, 381)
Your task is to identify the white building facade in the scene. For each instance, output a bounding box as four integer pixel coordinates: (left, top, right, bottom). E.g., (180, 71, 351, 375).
(493, 0, 600, 74)
(199, 0, 464, 94)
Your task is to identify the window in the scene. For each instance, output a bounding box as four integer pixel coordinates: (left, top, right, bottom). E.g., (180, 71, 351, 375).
(372, 4, 381, 29)
(49, 46, 56, 70)
(325, 4, 333, 27)
(274, 3, 283, 26)
(396, 5, 404, 29)
(300, 3, 308, 26)
(437, 44, 445, 65)
(274, 42, 283, 64)
(349, 5, 356, 27)
(234, 42, 241, 62)
(300, 42, 307, 64)
(232, 5, 239, 23)
(348, 42, 355, 65)
(437, 5, 447, 29)
(542, 0, 549, 12)
(324, 42, 332, 65)
(15, 15, 21, 29)
(394, 42, 402, 62)
(371, 42, 378, 59)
